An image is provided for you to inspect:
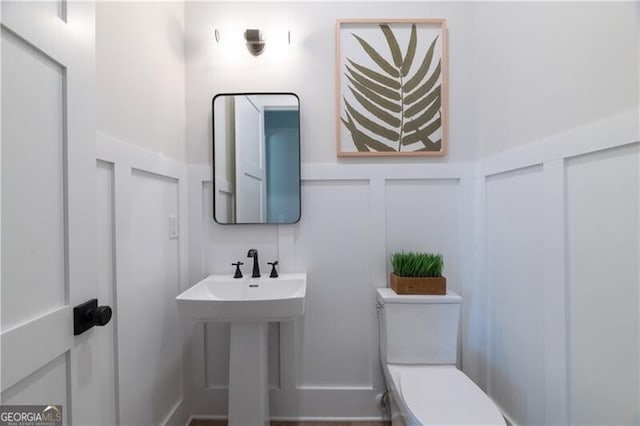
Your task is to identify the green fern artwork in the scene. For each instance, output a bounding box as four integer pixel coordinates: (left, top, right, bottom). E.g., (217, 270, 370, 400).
(339, 23, 444, 154)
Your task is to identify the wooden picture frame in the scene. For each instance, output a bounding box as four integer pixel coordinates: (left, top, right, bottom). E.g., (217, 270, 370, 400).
(335, 19, 448, 157)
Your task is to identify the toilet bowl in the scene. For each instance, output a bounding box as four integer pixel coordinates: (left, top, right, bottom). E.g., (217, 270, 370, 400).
(376, 288, 505, 426)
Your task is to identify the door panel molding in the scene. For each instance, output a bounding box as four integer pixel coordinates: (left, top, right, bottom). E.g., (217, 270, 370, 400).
(1, 307, 72, 391)
(1, 25, 69, 330)
(1, 6, 70, 67)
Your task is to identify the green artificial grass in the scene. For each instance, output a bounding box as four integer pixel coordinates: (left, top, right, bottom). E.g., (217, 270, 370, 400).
(391, 251, 444, 278)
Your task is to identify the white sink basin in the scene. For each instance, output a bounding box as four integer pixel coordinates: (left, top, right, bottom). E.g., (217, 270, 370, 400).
(176, 273, 306, 322)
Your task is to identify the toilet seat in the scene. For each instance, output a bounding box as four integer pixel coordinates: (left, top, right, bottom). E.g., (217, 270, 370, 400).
(390, 365, 505, 425)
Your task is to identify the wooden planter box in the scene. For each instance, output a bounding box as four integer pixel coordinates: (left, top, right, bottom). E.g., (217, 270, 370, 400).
(390, 273, 446, 295)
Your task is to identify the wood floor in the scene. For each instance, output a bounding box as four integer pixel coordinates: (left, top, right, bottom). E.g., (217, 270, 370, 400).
(190, 420, 390, 426)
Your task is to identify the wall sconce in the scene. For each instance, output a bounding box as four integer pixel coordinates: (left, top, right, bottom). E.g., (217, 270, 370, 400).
(214, 28, 291, 57)
(244, 29, 265, 56)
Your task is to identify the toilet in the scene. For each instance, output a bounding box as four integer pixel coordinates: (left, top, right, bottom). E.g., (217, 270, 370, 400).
(376, 288, 505, 426)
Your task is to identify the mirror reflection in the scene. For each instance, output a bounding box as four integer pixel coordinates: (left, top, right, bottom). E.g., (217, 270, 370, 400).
(213, 93, 301, 224)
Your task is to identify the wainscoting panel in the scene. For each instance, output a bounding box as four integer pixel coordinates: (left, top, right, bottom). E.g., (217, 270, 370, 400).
(485, 165, 546, 426)
(203, 321, 280, 390)
(201, 181, 279, 278)
(188, 163, 476, 419)
(95, 133, 190, 426)
(203, 323, 230, 388)
(385, 178, 464, 368)
(95, 160, 118, 425)
(478, 109, 640, 426)
(100, 108, 639, 423)
(385, 179, 461, 292)
(565, 145, 640, 425)
(294, 180, 372, 388)
(120, 168, 182, 425)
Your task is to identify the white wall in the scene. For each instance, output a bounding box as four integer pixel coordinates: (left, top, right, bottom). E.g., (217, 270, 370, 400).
(479, 114, 640, 426)
(474, 3, 639, 425)
(97, 1, 186, 161)
(96, 3, 190, 425)
(185, 1, 479, 419)
(92, 0, 640, 423)
(185, 1, 477, 165)
(473, 1, 639, 157)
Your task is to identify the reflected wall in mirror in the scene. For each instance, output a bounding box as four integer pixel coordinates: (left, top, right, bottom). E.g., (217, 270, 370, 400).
(212, 93, 301, 224)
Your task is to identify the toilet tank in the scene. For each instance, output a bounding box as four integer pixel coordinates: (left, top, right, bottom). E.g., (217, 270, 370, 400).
(377, 288, 462, 365)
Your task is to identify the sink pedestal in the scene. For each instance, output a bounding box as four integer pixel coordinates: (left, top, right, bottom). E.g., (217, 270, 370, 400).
(228, 322, 269, 426)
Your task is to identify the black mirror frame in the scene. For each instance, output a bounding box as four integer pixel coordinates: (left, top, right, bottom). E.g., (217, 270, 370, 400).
(212, 92, 302, 225)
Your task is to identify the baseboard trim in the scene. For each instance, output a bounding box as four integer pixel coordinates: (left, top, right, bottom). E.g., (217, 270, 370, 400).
(186, 414, 225, 426)
(270, 417, 389, 422)
(188, 415, 388, 422)
(164, 398, 190, 426)
(496, 406, 518, 426)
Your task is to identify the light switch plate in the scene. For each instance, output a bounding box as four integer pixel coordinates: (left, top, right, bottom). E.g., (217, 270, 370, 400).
(169, 215, 179, 239)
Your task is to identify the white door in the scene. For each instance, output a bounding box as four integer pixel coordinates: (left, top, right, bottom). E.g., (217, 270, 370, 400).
(1, 2, 106, 425)
(234, 95, 266, 223)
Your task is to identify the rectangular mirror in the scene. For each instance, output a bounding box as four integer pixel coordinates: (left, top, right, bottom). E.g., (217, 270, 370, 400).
(212, 93, 301, 224)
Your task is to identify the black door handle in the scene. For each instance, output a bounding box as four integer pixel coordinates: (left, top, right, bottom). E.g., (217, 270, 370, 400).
(74, 299, 113, 336)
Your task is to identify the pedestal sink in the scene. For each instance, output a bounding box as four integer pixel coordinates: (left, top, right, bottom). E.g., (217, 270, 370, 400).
(176, 273, 306, 426)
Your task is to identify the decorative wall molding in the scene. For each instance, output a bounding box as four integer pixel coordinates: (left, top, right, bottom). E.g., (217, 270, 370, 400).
(96, 131, 189, 287)
(96, 132, 186, 183)
(479, 108, 639, 177)
(302, 162, 474, 181)
(197, 162, 474, 183)
(476, 108, 640, 425)
(95, 132, 190, 426)
(188, 161, 475, 418)
(97, 107, 639, 423)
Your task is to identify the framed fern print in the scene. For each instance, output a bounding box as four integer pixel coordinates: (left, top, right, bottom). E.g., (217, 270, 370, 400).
(336, 19, 448, 157)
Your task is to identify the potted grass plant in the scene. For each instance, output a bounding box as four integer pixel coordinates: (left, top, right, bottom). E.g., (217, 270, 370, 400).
(390, 251, 446, 295)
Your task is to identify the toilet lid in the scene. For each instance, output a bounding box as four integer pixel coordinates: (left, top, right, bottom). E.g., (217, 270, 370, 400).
(399, 366, 506, 425)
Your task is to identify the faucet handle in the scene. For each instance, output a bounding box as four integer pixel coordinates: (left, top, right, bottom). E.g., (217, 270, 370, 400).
(232, 261, 244, 279)
(267, 261, 279, 278)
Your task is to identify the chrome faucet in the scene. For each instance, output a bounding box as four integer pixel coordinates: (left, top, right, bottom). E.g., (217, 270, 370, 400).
(247, 249, 260, 278)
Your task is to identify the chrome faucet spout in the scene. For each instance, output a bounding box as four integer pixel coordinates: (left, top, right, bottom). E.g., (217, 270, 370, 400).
(247, 249, 260, 278)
